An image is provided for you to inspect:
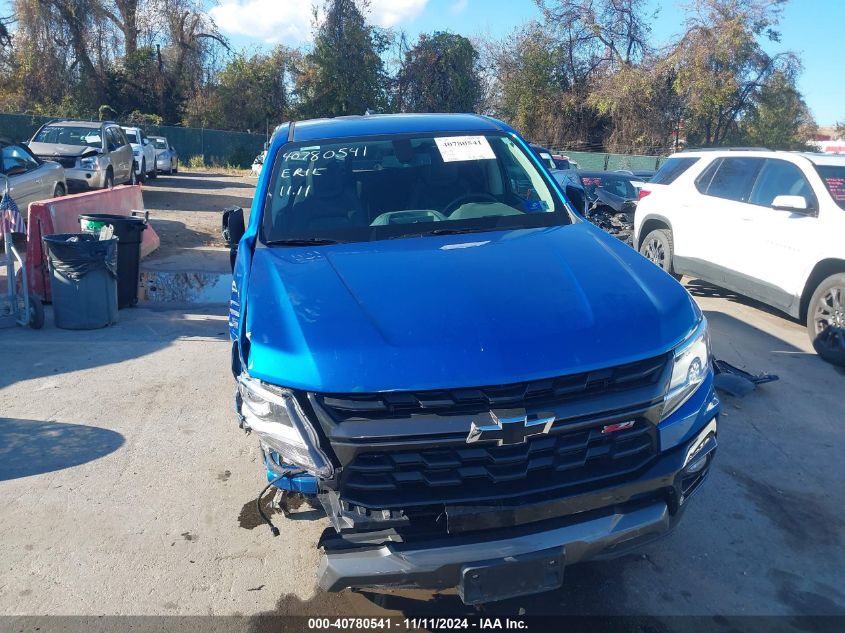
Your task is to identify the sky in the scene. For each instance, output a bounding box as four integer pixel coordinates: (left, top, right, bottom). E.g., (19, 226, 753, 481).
(207, 0, 845, 126)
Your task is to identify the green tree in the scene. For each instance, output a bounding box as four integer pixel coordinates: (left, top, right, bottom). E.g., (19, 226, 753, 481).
(396, 32, 482, 113)
(669, 0, 794, 146)
(295, 0, 388, 118)
(742, 69, 816, 149)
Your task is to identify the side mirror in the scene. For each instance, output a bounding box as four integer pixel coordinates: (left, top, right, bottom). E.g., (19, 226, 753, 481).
(565, 184, 587, 214)
(772, 194, 812, 213)
(222, 207, 245, 273)
(142, 138, 150, 146)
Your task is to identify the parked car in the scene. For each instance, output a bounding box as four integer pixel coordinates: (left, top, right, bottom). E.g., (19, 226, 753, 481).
(578, 170, 645, 243)
(550, 168, 587, 214)
(121, 126, 157, 182)
(616, 168, 656, 182)
(150, 136, 178, 174)
(552, 154, 578, 170)
(529, 143, 557, 170)
(1, 139, 67, 208)
(224, 113, 719, 605)
(251, 150, 267, 177)
(635, 149, 845, 366)
(28, 120, 136, 190)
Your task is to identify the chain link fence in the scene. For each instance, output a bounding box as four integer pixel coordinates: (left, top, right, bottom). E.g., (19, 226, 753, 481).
(0, 113, 267, 168)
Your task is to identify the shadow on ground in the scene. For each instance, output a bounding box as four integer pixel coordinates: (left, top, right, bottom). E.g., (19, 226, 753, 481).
(0, 417, 124, 481)
(0, 305, 229, 390)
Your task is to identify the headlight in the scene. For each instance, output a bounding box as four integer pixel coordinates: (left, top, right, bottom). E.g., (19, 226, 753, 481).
(79, 157, 99, 170)
(662, 318, 711, 419)
(237, 375, 334, 478)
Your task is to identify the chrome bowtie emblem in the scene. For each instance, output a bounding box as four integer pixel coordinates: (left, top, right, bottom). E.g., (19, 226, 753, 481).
(466, 408, 556, 446)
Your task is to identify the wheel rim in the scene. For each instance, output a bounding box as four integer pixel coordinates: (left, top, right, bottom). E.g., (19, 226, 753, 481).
(814, 285, 845, 351)
(644, 238, 666, 269)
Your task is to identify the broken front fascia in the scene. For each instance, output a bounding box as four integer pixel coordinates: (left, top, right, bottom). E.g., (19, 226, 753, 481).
(237, 374, 334, 479)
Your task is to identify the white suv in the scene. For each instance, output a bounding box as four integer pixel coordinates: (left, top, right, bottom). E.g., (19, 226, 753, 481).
(121, 126, 157, 182)
(634, 149, 845, 366)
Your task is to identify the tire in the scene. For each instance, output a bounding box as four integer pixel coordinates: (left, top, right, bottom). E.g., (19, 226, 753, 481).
(639, 228, 681, 280)
(104, 169, 114, 189)
(807, 273, 845, 367)
(28, 295, 44, 330)
(148, 158, 157, 180)
(53, 183, 66, 198)
(173, 160, 178, 174)
(168, 158, 174, 175)
(139, 159, 147, 183)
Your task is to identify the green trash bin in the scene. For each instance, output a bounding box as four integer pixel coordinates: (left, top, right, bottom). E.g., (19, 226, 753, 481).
(43, 234, 118, 330)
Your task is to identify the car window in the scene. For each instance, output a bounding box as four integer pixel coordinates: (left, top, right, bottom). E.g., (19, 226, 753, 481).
(750, 159, 815, 207)
(2, 144, 39, 174)
(699, 157, 763, 202)
(105, 128, 121, 152)
(580, 174, 637, 199)
(32, 125, 102, 148)
(263, 133, 569, 245)
(815, 165, 845, 210)
(651, 157, 700, 185)
(123, 129, 139, 144)
(153, 138, 168, 150)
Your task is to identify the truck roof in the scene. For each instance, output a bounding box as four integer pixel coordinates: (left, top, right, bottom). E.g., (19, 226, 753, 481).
(287, 113, 512, 143)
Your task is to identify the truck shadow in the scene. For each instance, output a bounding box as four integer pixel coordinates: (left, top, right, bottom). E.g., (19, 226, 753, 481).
(0, 417, 124, 481)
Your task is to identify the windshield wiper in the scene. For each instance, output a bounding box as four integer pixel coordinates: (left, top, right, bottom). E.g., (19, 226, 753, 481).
(264, 238, 341, 246)
(418, 227, 488, 236)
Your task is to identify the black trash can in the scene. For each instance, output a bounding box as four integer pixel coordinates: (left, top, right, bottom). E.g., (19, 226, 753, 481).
(43, 233, 118, 330)
(79, 213, 147, 308)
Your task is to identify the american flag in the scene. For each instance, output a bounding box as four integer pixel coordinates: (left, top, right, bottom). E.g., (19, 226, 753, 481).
(0, 190, 26, 235)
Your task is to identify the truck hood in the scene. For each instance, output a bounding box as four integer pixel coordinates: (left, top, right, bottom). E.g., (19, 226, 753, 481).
(27, 142, 99, 158)
(244, 223, 699, 393)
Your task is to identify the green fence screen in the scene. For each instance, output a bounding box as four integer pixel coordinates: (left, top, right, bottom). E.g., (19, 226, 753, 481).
(0, 112, 669, 171)
(0, 113, 267, 168)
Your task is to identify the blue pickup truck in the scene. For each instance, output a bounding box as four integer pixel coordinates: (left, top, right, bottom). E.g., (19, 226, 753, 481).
(227, 113, 719, 604)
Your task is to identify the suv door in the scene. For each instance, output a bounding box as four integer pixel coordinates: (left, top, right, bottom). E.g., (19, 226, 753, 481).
(728, 158, 820, 311)
(107, 127, 132, 182)
(680, 156, 764, 283)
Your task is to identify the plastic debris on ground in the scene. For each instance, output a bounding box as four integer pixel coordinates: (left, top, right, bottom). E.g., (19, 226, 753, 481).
(713, 359, 779, 397)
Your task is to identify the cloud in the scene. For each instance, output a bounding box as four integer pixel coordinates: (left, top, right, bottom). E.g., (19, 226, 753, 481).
(210, 0, 428, 44)
(450, 0, 468, 14)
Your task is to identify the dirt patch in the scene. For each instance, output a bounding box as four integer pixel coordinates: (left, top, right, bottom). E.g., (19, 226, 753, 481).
(141, 170, 255, 257)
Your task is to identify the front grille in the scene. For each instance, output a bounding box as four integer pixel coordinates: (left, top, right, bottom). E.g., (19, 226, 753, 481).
(42, 156, 77, 168)
(317, 354, 667, 421)
(340, 417, 657, 507)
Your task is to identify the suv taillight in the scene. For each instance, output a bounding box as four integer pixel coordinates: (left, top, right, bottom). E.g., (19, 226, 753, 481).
(638, 189, 651, 201)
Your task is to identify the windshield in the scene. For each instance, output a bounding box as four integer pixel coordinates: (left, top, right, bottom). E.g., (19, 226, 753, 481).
(153, 138, 167, 149)
(124, 130, 140, 144)
(32, 125, 102, 148)
(262, 133, 569, 244)
(816, 165, 845, 210)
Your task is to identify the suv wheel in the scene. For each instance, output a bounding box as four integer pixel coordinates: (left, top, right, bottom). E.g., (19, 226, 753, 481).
(148, 160, 157, 179)
(640, 229, 681, 280)
(53, 183, 66, 198)
(808, 273, 845, 367)
(139, 159, 147, 183)
(104, 169, 114, 189)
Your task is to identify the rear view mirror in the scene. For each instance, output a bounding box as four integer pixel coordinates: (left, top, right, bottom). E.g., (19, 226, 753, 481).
(772, 195, 811, 213)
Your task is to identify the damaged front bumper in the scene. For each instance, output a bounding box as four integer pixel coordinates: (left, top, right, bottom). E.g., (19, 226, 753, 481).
(315, 415, 717, 603)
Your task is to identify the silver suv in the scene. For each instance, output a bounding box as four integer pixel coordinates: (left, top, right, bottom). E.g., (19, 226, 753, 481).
(28, 120, 136, 190)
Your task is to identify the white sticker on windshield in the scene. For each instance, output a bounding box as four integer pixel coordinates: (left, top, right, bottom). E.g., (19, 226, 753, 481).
(434, 136, 496, 162)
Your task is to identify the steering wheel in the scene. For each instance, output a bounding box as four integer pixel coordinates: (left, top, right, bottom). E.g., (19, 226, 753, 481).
(442, 192, 498, 216)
